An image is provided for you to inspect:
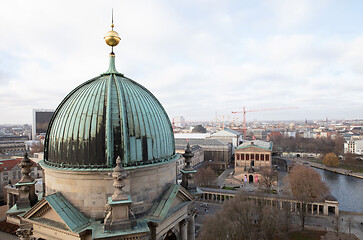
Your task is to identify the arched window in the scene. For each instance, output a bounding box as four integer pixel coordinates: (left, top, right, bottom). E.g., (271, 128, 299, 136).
(266, 154, 269, 161)
(256, 154, 259, 161)
(261, 154, 264, 161)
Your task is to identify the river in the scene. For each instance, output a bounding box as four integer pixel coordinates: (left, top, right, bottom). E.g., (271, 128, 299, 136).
(314, 168, 363, 213)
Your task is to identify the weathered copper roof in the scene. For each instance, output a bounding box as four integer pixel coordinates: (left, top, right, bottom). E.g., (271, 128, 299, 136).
(44, 54, 175, 169)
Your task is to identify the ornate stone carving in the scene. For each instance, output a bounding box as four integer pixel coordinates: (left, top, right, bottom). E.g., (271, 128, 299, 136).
(16, 228, 32, 240)
(104, 156, 136, 232)
(110, 156, 128, 201)
(20, 186, 30, 193)
(182, 143, 194, 171)
(181, 143, 197, 192)
(15, 152, 38, 209)
(19, 152, 34, 184)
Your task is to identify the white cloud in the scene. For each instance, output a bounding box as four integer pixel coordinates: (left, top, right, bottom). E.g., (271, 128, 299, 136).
(0, 0, 363, 123)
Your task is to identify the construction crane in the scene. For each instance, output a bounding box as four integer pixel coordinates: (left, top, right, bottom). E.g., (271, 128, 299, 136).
(232, 106, 299, 139)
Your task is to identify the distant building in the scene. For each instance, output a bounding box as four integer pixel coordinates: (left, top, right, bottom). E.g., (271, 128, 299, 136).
(0, 157, 40, 204)
(175, 138, 232, 169)
(266, 131, 282, 141)
(32, 109, 54, 140)
(0, 136, 28, 155)
(285, 131, 297, 138)
(209, 129, 242, 148)
(173, 116, 185, 127)
(233, 140, 273, 183)
(247, 129, 268, 140)
(192, 125, 206, 133)
(344, 139, 363, 155)
(174, 133, 210, 139)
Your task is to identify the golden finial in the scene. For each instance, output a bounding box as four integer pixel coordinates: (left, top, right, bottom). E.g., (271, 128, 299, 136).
(104, 9, 121, 51)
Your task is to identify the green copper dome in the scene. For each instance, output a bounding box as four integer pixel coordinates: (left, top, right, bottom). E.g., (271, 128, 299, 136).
(44, 54, 176, 169)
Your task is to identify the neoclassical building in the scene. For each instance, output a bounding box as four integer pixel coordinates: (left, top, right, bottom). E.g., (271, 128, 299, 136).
(6, 22, 199, 240)
(234, 140, 272, 183)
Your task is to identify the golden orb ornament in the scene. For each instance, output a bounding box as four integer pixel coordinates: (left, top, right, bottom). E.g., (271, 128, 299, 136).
(104, 30, 121, 47)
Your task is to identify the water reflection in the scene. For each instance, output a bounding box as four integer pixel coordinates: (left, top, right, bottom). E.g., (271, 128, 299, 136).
(314, 168, 363, 212)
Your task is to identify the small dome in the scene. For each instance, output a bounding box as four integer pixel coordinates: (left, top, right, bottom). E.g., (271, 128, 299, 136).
(44, 54, 175, 169)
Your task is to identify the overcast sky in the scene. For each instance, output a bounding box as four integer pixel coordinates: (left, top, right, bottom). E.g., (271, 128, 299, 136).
(1, 0, 363, 124)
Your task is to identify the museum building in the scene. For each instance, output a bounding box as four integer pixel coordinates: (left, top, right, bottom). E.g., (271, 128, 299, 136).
(234, 140, 273, 183)
(6, 22, 198, 240)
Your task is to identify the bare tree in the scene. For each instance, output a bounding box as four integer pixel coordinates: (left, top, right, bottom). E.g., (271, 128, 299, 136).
(194, 166, 217, 187)
(334, 135, 345, 155)
(288, 165, 329, 230)
(198, 191, 289, 240)
(259, 167, 277, 191)
(29, 142, 44, 155)
(259, 205, 286, 240)
(197, 212, 235, 240)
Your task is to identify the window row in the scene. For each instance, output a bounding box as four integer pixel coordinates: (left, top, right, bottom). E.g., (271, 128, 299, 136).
(236, 153, 270, 161)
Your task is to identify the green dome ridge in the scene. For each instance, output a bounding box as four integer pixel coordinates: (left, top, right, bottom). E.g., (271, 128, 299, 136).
(44, 55, 175, 169)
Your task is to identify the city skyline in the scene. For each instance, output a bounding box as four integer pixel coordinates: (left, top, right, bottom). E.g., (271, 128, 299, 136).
(1, 1, 363, 124)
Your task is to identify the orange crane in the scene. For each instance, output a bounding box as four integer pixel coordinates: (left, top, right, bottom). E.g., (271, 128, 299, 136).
(232, 106, 299, 139)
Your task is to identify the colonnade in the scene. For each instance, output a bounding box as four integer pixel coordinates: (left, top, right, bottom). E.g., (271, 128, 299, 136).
(179, 211, 196, 240)
(198, 189, 339, 216)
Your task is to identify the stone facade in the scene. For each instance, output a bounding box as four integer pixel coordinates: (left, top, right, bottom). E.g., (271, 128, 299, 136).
(41, 157, 179, 219)
(234, 141, 272, 183)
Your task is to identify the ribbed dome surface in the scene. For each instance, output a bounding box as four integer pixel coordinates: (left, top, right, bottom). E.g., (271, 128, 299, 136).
(44, 54, 175, 168)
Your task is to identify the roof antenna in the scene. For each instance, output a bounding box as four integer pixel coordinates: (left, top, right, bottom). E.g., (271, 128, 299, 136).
(111, 8, 114, 31)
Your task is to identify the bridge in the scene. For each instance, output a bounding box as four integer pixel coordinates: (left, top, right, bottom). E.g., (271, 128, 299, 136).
(198, 187, 339, 216)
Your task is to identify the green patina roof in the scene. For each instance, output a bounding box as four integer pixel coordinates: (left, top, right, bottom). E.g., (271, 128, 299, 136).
(44, 192, 90, 232)
(236, 140, 273, 151)
(44, 54, 175, 168)
(146, 184, 192, 223)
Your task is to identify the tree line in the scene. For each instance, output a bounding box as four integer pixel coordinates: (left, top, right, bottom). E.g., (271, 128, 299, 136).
(269, 134, 345, 155)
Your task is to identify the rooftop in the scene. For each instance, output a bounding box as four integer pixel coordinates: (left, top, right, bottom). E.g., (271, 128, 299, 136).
(0, 158, 36, 172)
(175, 138, 228, 147)
(238, 140, 273, 150)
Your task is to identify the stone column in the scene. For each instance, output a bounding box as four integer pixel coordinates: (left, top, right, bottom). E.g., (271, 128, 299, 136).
(180, 219, 188, 240)
(323, 205, 328, 215)
(7, 193, 13, 208)
(335, 206, 339, 216)
(148, 222, 158, 240)
(187, 213, 195, 240)
(317, 205, 319, 215)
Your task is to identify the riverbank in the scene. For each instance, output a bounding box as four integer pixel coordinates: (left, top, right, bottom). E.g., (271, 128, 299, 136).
(311, 163, 363, 179)
(286, 157, 363, 180)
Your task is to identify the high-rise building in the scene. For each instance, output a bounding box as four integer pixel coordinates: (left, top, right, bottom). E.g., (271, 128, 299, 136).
(174, 116, 186, 127)
(32, 109, 54, 140)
